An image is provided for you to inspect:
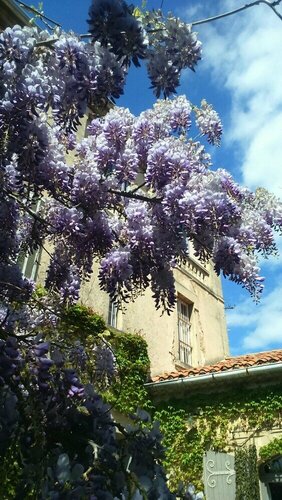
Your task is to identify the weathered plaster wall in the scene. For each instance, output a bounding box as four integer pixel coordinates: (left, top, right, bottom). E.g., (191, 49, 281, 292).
(79, 254, 229, 376)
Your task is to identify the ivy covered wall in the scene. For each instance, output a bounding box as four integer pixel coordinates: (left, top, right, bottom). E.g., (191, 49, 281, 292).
(58, 304, 152, 414)
(153, 386, 282, 492)
(43, 305, 282, 496)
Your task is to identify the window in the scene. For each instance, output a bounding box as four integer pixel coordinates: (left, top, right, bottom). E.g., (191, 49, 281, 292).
(17, 199, 43, 281)
(177, 299, 192, 365)
(108, 299, 118, 328)
(20, 247, 42, 281)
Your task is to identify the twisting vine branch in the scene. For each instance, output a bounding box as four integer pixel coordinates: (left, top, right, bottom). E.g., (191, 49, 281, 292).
(14, 0, 61, 29)
(191, 0, 282, 26)
(108, 188, 162, 203)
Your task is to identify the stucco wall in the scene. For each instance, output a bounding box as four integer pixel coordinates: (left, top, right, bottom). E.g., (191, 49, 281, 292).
(0, 0, 31, 30)
(79, 254, 229, 376)
(38, 247, 229, 377)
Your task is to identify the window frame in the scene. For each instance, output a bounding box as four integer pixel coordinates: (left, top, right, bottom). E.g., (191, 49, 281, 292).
(177, 298, 193, 366)
(108, 299, 118, 329)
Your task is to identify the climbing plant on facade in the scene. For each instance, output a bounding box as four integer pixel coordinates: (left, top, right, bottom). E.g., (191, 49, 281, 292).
(154, 387, 282, 491)
(259, 437, 282, 463)
(1, 0, 282, 497)
(235, 445, 260, 500)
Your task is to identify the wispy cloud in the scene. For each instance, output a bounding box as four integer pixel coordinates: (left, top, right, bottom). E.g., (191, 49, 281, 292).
(227, 278, 282, 351)
(184, 1, 282, 266)
(189, 0, 282, 196)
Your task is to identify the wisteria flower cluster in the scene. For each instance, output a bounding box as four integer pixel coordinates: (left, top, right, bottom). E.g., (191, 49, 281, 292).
(37, 94, 280, 310)
(1, 3, 282, 496)
(88, 0, 202, 97)
(1, 25, 281, 312)
(88, 0, 148, 67)
(145, 12, 202, 97)
(0, 332, 175, 498)
(0, 25, 126, 134)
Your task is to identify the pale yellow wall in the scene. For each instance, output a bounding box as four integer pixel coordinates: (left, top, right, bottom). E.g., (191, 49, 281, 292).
(37, 241, 229, 377)
(0, 0, 31, 30)
(79, 252, 229, 377)
(232, 426, 282, 452)
(30, 107, 229, 378)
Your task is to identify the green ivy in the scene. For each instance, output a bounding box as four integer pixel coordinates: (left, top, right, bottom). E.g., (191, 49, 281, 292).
(0, 441, 22, 499)
(59, 305, 152, 414)
(259, 436, 282, 463)
(104, 328, 152, 414)
(154, 386, 282, 491)
(60, 304, 106, 340)
(235, 445, 260, 500)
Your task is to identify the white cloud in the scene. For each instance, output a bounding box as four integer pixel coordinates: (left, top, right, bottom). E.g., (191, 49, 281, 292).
(242, 115, 282, 196)
(227, 281, 282, 350)
(186, 1, 282, 196)
(181, 2, 282, 354)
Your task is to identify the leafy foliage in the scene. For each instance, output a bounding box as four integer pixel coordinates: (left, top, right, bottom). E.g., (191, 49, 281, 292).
(1, 0, 282, 497)
(55, 304, 151, 414)
(60, 304, 106, 340)
(106, 329, 152, 414)
(0, 304, 175, 498)
(259, 436, 282, 463)
(154, 387, 282, 491)
(235, 445, 260, 500)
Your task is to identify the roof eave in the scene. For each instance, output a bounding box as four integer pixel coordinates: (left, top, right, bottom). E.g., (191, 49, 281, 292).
(0, 0, 31, 28)
(145, 362, 282, 398)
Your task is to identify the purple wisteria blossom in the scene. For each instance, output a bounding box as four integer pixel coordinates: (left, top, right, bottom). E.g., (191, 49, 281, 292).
(195, 99, 223, 146)
(0, 5, 282, 497)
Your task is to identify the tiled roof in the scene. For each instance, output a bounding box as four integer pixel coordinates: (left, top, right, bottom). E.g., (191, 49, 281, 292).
(151, 350, 282, 383)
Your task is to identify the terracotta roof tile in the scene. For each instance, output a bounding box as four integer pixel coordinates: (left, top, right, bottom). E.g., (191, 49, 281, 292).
(151, 349, 282, 383)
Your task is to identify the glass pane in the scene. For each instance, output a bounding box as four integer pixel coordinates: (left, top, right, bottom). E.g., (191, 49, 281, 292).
(265, 458, 282, 474)
(108, 301, 117, 328)
(178, 300, 192, 364)
(181, 302, 189, 318)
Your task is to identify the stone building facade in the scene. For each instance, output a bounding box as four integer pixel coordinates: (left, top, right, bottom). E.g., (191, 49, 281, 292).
(0, 0, 30, 30)
(79, 255, 229, 377)
(1, 1, 229, 378)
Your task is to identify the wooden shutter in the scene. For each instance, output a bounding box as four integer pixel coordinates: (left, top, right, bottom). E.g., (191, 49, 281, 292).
(203, 450, 236, 500)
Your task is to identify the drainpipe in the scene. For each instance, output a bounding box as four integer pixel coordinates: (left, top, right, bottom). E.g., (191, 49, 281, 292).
(145, 362, 282, 393)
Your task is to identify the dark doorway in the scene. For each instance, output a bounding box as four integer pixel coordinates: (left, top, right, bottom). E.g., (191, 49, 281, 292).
(269, 483, 282, 500)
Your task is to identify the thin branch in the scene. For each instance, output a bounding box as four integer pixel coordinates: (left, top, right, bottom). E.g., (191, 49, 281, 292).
(191, 0, 282, 26)
(15, 0, 61, 28)
(4, 189, 52, 228)
(108, 188, 162, 203)
(267, 1, 282, 19)
(130, 182, 146, 194)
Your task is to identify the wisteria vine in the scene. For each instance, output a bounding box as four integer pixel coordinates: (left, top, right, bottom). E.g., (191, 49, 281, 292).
(0, 0, 282, 496)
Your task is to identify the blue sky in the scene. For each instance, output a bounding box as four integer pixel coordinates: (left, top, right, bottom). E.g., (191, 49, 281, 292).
(22, 0, 282, 356)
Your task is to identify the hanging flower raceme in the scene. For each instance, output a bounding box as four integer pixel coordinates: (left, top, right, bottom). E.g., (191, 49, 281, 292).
(88, 0, 148, 67)
(0, 13, 282, 498)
